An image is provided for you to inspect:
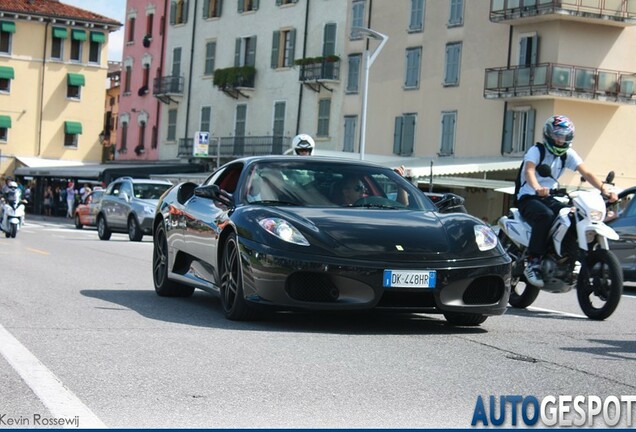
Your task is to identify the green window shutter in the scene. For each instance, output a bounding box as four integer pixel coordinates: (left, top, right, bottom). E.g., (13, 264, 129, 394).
(0, 66, 14, 80)
(65, 121, 83, 135)
(67, 73, 85, 86)
(170, 1, 177, 24)
(238, 0, 244, 13)
(525, 109, 536, 149)
(289, 29, 296, 64)
(502, 111, 513, 153)
(271, 31, 280, 69)
(0, 21, 16, 33)
(253, 0, 259, 9)
(203, 0, 210, 18)
(393, 116, 403, 155)
(276, 0, 282, 5)
(234, 38, 241, 67)
(52, 27, 68, 39)
(246, 36, 256, 67)
(217, 0, 223, 16)
(0, 115, 11, 129)
(183, 0, 189, 22)
(90, 32, 106, 43)
(72, 29, 87, 41)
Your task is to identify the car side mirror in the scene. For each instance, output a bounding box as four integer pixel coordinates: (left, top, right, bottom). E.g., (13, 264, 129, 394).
(605, 171, 615, 185)
(435, 193, 466, 214)
(194, 184, 232, 206)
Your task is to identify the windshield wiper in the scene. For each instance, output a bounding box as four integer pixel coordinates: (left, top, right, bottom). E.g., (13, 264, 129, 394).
(349, 203, 401, 209)
(250, 199, 299, 206)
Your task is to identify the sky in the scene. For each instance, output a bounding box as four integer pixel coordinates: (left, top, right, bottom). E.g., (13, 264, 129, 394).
(62, 0, 127, 61)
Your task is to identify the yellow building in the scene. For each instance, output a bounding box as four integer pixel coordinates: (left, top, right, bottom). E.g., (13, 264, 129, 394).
(0, 0, 121, 177)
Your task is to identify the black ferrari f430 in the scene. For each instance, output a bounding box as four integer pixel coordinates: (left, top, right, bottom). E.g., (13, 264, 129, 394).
(152, 156, 511, 326)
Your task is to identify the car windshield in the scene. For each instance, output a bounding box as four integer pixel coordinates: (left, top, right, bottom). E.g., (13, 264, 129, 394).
(242, 160, 435, 211)
(133, 183, 171, 200)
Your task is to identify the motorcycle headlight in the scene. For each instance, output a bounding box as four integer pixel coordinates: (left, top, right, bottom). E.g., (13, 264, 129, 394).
(589, 210, 604, 222)
(258, 218, 310, 246)
(474, 225, 498, 251)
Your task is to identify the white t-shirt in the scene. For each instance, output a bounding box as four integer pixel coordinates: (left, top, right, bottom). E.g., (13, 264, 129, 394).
(517, 145, 582, 201)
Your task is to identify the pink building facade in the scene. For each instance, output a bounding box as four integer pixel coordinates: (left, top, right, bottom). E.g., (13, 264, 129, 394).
(117, 0, 167, 161)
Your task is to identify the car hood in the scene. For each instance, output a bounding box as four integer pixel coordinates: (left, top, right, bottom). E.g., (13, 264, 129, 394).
(136, 198, 159, 207)
(241, 207, 501, 262)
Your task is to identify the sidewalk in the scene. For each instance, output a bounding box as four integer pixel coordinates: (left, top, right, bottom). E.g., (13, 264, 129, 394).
(25, 213, 75, 226)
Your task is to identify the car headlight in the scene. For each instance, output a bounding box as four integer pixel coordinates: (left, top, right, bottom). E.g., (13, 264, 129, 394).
(258, 218, 310, 246)
(589, 210, 604, 222)
(143, 205, 155, 214)
(474, 225, 498, 251)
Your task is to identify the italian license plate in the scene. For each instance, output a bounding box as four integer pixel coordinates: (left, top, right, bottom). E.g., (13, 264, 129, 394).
(383, 270, 436, 288)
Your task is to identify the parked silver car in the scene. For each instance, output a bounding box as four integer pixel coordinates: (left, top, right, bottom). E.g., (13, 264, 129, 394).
(96, 177, 172, 241)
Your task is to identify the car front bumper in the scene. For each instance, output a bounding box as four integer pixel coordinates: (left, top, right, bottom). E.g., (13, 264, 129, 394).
(238, 237, 512, 316)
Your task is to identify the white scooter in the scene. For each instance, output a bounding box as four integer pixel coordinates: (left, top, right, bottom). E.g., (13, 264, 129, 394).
(0, 188, 26, 238)
(497, 164, 623, 320)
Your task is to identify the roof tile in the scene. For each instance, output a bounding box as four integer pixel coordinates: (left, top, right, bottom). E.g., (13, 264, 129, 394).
(0, 0, 121, 27)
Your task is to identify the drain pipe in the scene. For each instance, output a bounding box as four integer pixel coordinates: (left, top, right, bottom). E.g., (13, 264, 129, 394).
(37, 21, 50, 157)
(500, 24, 513, 155)
(295, 0, 310, 136)
(183, 0, 199, 156)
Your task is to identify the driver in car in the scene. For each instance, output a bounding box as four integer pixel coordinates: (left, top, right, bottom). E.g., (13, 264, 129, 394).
(333, 176, 367, 206)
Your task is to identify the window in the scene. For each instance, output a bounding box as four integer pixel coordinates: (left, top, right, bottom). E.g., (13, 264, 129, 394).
(70, 30, 86, 62)
(404, 47, 421, 88)
(346, 54, 361, 93)
(200, 106, 211, 132)
(350, 0, 365, 39)
(89, 32, 104, 63)
(172, 47, 182, 76)
(170, 0, 189, 25)
(64, 121, 82, 148)
(271, 29, 295, 68)
(440, 111, 456, 156)
(141, 65, 150, 94)
(146, 13, 154, 36)
(409, 0, 425, 32)
(0, 66, 14, 92)
(519, 34, 538, 67)
(444, 42, 461, 86)
(0, 115, 11, 142)
(204, 0, 223, 18)
(276, 0, 298, 5)
(124, 65, 132, 93)
(120, 120, 128, 153)
(0, 21, 15, 54)
(234, 104, 247, 153)
(234, 36, 256, 67)
(238, 0, 258, 13)
(343, 116, 357, 152)
(127, 16, 135, 42)
(204, 41, 216, 75)
(167, 109, 177, 141)
(67, 73, 85, 99)
(393, 114, 416, 156)
(502, 109, 535, 154)
(449, 0, 464, 27)
(322, 23, 337, 79)
(137, 122, 146, 154)
(317, 99, 331, 137)
(51, 27, 67, 60)
(272, 101, 285, 154)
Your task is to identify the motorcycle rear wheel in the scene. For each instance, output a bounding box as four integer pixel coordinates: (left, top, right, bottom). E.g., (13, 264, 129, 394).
(498, 231, 540, 308)
(577, 249, 623, 320)
(9, 223, 17, 238)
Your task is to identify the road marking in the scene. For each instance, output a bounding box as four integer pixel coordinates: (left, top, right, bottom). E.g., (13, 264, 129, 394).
(527, 306, 587, 319)
(0, 323, 107, 428)
(26, 248, 49, 255)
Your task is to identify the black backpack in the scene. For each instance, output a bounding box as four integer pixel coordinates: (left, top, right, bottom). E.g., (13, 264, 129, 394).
(513, 142, 567, 206)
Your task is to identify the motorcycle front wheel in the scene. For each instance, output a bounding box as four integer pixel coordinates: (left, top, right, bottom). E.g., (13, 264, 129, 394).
(577, 249, 623, 320)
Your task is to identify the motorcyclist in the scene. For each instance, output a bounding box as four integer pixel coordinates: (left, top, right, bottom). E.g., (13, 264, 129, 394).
(291, 134, 315, 156)
(517, 115, 617, 288)
(1, 180, 20, 229)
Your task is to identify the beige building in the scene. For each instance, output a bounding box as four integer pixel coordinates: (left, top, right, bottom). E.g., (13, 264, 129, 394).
(0, 0, 121, 178)
(339, 0, 636, 219)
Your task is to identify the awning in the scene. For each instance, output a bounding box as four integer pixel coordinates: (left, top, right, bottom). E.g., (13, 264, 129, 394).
(0, 115, 11, 128)
(15, 156, 91, 168)
(71, 29, 87, 41)
(52, 27, 68, 39)
(67, 73, 85, 86)
(0, 66, 14, 80)
(90, 31, 106, 43)
(64, 121, 83, 135)
(418, 176, 515, 191)
(0, 21, 16, 33)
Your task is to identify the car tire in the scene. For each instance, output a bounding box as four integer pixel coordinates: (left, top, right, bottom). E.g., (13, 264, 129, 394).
(443, 312, 487, 326)
(97, 215, 111, 241)
(153, 222, 194, 297)
(128, 216, 143, 242)
(74, 214, 83, 229)
(220, 232, 257, 321)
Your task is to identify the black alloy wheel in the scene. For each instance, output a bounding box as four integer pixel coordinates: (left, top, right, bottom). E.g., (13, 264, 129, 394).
(97, 215, 111, 240)
(128, 216, 143, 242)
(220, 233, 256, 321)
(577, 249, 623, 320)
(152, 222, 194, 297)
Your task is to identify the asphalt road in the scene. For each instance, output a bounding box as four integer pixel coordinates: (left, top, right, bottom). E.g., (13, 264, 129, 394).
(0, 216, 635, 428)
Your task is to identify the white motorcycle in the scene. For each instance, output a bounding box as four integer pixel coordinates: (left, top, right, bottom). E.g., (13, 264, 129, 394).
(0, 188, 26, 239)
(497, 165, 623, 320)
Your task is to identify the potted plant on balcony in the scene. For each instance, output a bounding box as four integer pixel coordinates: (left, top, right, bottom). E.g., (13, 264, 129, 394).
(325, 55, 340, 63)
(143, 34, 152, 48)
(213, 66, 256, 89)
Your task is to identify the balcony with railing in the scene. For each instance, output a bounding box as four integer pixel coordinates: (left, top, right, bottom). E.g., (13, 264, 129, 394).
(213, 66, 256, 99)
(484, 63, 636, 104)
(490, 0, 636, 26)
(153, 75, 184, 104)
(178, 135, 290, 159)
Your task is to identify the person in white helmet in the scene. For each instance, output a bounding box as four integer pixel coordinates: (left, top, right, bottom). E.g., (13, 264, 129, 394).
(291, 134, 315, 156)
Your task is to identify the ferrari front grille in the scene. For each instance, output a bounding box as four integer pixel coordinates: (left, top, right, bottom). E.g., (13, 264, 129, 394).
(286, 272, 339, 302)
(462, 276, 505, 305)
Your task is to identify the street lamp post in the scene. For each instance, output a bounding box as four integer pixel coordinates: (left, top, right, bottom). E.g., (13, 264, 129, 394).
(352, 26, 388, 161)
